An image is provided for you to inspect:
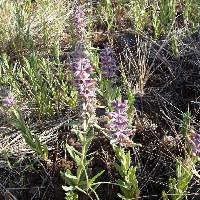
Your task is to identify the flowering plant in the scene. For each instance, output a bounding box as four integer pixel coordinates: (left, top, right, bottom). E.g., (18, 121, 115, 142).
(108, 100, 135, 147)
(71, 42, 97, 128)
(99, 45, 118, 80)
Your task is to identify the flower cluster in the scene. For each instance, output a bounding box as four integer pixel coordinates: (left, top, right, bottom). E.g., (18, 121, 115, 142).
(1, 93, 15, 108)
(74, 4, 86, 41)
(71, 43, 96, 125)
(72, 2, 97, 127)
(71, 44, 96, 99)
(99, 46, 118, 79)
(187, 130, 200, 157)
(108, 100, 134, 146)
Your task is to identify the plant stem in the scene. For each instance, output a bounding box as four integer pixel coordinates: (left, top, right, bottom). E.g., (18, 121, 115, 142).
(76, 134, 87, 186)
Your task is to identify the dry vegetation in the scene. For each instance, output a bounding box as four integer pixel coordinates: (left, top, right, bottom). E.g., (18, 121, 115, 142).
(1, 0, 200, 199)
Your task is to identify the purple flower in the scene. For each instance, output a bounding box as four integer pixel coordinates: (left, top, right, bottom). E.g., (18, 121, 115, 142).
(2, 94, 15, 107)
(71, 43, 96, 100)
(78, 79, 96, 99)
(110, 131, 134, 147)
(71, 58, 94, 81)
(99, 46, 118, 79)
(74, 5, 86, 41)
(108, 100, 134, 146)
(71, 42, 97, 125)
(187, 130, 200, 157)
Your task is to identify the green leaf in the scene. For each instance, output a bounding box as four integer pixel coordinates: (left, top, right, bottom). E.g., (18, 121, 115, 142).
(65, 191, 78, 200)
(62, 186, 74, 192)
(62, 171, 78, 186)
(125, 151, 131, 171)
(114, 162, 124, 175)
(177, 174, 192, 192)
(128, 167, 138, 184)
(87, 170, 105, 189)
(66, 143, 81, 165)
(43, 144, 48, 160)
(127, 89, 135, 105)
(116, 179, 128, 189)
(77, 132, 85, 143)
(74, 186, 87, 195)
(113, 146, 122, 161)
(65, 120, 79, 127)
(180, 111, 191, 136)
(64, 173, 78, 182)
(162, 191, 169, 200)
(34, 135, 43, 154)
(23, 135, 37, 150)
(176, 159, 182, 179)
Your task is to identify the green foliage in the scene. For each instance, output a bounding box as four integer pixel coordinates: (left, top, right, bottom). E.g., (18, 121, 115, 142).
(182, 0, 200, 30)
(150, 0, 200, 41)
(130, 0, 148, 32)
(160, 0, 176, 33)
(162, 191, 169, 200)
(171, 31, 179, 58)
(162, 111, 196, 200)
(98, 79, 121, 112)
(61, 124, 104, 200)
(98, 0, 116, 31)
(180, 111, 191, 136)
(113, 146, 140, 200)
(127, 88, 135, 124)
(151, 1, 162, 38)
(0, 0, 16, 49)
(0, 0, 75, 118)
(0, 0, 67, 52)
(0, 51, 77, 117)
(152, 0, 179, 55)
(10, 108, 48, 160)
(162, 156, 196, 200)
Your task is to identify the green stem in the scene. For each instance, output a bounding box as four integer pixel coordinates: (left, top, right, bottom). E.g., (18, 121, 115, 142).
(82, 101, 88, 131)
(77, 100, 89, 185)
(76, 137, 87, 186)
